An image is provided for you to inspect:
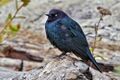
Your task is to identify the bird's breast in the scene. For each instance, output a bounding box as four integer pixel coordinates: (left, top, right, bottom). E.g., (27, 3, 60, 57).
(46, 23, 69, 39)
(45, 23, 71, 52)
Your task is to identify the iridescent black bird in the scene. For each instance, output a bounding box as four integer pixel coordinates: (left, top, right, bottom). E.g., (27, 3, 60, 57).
(45, 9, 101, 72)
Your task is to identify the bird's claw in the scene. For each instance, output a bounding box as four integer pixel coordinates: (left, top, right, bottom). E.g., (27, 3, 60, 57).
(52, 53, 66, 60)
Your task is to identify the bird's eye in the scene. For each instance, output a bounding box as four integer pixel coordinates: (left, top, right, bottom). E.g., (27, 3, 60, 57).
(55, 14, 58, 17)
(50, 13, 58, 17)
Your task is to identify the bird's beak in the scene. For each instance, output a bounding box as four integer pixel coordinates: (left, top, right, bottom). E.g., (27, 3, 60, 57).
(45, 14, 50, 17)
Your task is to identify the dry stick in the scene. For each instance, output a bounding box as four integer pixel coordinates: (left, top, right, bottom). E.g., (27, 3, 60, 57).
(89, 15, 104, 70)
(0, 4, 24, 34)
(92, 15, 103, 53)
(92, 15, 107, 61)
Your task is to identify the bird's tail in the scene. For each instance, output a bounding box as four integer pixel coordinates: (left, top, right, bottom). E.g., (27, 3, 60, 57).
(87, 50, 102, 72)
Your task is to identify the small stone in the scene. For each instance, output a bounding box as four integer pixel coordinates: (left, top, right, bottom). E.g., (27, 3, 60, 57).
(66, 72, 77, 80)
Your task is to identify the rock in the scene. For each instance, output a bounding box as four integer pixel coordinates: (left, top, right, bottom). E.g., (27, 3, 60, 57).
(0, 57, 112, 80)
(109, 54, 120, 65)
(90, 68, 111, 80)
(66, 72, 78, 80)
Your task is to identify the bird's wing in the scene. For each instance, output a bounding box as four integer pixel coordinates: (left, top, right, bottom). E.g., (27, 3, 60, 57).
(59, 17, 89, 51)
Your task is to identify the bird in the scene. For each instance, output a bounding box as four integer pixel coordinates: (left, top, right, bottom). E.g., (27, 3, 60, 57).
(45, 9, 102, 72)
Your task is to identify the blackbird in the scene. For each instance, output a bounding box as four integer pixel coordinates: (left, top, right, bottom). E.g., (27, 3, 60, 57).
(45, 9, 101, 72)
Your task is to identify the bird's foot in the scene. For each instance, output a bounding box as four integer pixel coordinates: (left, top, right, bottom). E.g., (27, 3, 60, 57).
(53, 52, 66, 60)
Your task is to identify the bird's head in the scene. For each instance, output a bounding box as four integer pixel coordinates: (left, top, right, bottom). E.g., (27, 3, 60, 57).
(46, 9, 67, 22)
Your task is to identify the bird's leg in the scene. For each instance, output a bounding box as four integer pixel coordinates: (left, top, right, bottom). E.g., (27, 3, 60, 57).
(58, 52, 66, 57)
(48, 46, 56, 50)
(53, 52, 66, 59)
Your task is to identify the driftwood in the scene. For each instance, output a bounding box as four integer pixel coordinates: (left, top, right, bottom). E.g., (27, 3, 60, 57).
(0, 40, 115, 80)
(0, 58, 45, 71)
(0, 57, 111, 80)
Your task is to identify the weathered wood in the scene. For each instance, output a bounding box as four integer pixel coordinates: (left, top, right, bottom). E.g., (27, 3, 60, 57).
(0, 57, 111, 80)
(0, 58, 44, 71)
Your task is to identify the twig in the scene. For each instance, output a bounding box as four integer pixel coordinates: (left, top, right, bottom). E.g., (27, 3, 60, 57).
(0, 4, 24, 34)
(92, 6, 112, 53)
(92, 15, 103, 53)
